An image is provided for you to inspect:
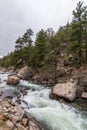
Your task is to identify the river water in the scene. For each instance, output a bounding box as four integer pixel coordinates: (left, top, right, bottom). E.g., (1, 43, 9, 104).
(0, 72, 87, 130)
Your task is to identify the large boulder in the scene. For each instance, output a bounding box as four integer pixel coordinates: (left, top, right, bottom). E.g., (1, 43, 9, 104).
(50, 80, 77, 102)
(7, 75, 20, 85)
(17, 66, 34, 80)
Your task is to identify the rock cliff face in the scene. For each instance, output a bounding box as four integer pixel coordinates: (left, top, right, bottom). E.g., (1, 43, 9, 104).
(0, 99, 44, 130)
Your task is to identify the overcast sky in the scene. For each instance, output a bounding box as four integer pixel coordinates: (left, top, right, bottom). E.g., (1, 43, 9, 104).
(0, 0, 87, 56)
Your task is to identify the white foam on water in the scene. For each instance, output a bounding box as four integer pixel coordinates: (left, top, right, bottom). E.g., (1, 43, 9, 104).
(21, 83, 87, 130)
(0, 72, 9, 82)
(19, 80, 44, 90)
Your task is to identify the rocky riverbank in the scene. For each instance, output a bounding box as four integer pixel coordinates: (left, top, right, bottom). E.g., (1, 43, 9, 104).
(0, 70, 87, 130)
(5, 65, 87, 103)
(0, 99, 45, 130)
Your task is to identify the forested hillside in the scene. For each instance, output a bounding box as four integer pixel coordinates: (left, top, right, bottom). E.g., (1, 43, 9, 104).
(0, 1, 87, 83)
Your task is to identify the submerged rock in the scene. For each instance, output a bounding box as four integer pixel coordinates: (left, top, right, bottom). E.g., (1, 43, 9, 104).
(50, 80, 77, 102)
(7, 75, 20, 85)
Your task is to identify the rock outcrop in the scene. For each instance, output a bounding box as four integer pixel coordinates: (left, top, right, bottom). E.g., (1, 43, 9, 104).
(0, 99, 44, 130)
(17, 66, 34, 80)
(50, 80, 77, 102)
(7, 75, 20, 85)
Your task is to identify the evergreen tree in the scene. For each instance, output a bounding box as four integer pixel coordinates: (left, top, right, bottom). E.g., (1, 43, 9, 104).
(15, 37, 24, 50)
(22, 28, 33, 65)
(22, 28, 33, 47)
(32, 29, 48, 68)
(71, 1, 86, 66)
(14, 28, 33, 66)
(83, 9, 87, 58)
(48, 35, 60, 83)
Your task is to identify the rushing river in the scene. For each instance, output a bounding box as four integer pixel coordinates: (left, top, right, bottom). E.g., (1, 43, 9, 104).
(0, 72, 87, 130)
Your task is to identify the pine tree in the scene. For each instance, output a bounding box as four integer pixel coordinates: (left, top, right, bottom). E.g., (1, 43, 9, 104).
(83, 9, 87, 59)
(32, 29, 48, 68)
(71, 1, 86, 66)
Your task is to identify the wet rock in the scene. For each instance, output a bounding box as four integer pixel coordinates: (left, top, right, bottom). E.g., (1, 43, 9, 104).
(50, 80, 77, 102)
(7, 75, 20, 85)
(17, 66, 35, 80)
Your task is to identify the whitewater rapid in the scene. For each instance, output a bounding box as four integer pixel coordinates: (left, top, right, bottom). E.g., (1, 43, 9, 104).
(0, 72, 87, 130)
